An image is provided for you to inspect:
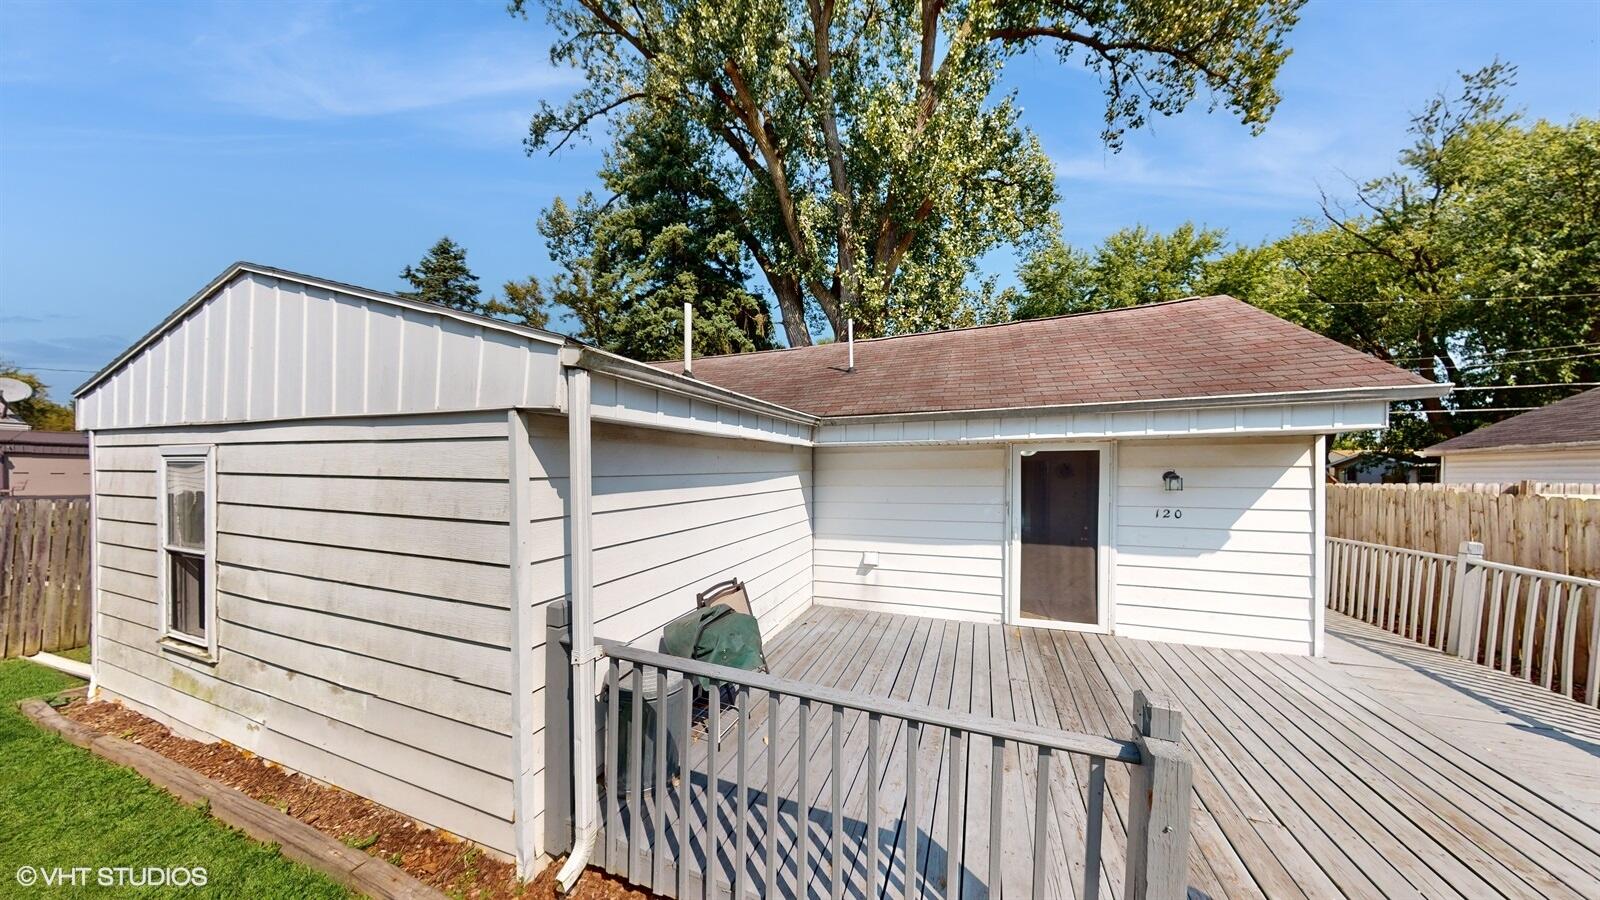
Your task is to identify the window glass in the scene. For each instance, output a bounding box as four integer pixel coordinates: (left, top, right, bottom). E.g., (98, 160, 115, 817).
(165, 458, 206, 552)
(168, 551, 205, 637)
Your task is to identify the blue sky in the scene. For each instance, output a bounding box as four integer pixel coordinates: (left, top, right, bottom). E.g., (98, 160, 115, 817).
(1, 0, 1597, 395)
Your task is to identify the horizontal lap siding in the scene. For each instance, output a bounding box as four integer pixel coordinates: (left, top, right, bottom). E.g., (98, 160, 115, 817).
(812, 446, 1006, 621)
(90, 413, 517, 854)
(1114, 437, 1317, 654)
(1440, 446, 1600, 484)
(522, 414, 815, 847)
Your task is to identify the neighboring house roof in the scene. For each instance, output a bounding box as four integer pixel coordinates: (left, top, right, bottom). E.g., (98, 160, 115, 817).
(655, 296, 1441, 418)
(0, 429, 89, 457)
(1422, 387, 1600, 456)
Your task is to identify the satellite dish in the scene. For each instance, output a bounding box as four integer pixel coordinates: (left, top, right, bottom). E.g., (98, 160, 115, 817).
(0, 377, 33, 404)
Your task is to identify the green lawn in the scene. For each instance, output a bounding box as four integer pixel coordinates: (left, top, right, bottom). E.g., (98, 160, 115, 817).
(55, 645, 92, 664)
(0, 658, 351, 898)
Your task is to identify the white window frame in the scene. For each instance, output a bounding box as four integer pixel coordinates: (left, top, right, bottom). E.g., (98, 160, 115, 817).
(156, 445, 217, 660)
(1005, 440, 1117, 633)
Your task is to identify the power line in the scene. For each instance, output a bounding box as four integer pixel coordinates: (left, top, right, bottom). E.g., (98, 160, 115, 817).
(1316, 291, 1600, 306)
(6, 365, 98, 373)
(1415, 350, 1600, 373)
(1450, 383, 1600, 391)
(1388, 341, 1600, 363)
(1397, 407, 1544, 415)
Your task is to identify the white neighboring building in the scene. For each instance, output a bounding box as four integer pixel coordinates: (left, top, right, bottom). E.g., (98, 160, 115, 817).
(1422, 388, 1600, 484)
(73, 262, 1444, 873)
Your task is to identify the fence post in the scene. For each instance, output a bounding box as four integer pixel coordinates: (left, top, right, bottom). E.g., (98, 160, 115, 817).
(1446, 541, 1486, 660)
(545, 600, 574, 857)
(1125, 689, 1193, 900)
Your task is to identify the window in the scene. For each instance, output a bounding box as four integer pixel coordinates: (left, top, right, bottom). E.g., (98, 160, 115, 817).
(159, 447, 214, 655)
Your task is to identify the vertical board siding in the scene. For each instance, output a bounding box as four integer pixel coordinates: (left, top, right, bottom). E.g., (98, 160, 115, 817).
(522, 413, 815, 855)
(812, 445, 1007, 620)
(77, 271, 562, 430)
(1115, 437, 1318, 654)
(88, 413, 518, 855)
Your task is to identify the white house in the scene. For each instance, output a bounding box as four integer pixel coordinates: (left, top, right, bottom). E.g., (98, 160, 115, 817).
(1422, 387, 1600, 484)
(72, 262, 1444, 876)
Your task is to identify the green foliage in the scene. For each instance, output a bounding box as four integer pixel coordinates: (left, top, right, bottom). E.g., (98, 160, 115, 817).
(1007, 222, 1228, 317)
(481, 276, 551, 329)
(0, 362, 76, 431)
(513, 0, 1304, 345)
(0, 659, 349, 898)
(534, 113, 775, 360)
(398, 237, 482, 312)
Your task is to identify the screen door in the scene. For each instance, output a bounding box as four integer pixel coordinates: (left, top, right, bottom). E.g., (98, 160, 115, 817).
(1019, 450, 1100, 624)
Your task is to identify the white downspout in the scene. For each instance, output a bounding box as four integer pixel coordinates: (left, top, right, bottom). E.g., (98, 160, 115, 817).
(556, 367, 598, 893)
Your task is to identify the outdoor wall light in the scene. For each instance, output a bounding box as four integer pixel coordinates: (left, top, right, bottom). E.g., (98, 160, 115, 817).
(1162, 470, 1183, 492)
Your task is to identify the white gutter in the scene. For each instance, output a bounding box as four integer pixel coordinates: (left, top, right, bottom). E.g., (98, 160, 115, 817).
(555, 366, 598, 894)
(818, 382, 1454, 425)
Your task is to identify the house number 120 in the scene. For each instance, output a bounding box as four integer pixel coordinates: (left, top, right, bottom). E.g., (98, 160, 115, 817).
(1154, 508, 1183, 519)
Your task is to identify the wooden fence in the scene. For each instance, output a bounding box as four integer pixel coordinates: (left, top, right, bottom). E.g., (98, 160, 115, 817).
(1327, 483, 1600, 706)
(0, 496, 91, 658)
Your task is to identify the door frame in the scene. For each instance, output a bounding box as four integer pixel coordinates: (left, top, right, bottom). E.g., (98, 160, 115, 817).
(1004, 441, 1115, 633)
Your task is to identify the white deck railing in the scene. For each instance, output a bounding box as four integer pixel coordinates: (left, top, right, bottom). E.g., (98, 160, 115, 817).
(543, 598, 1194, 900)
(1329, 537, 1600, 707)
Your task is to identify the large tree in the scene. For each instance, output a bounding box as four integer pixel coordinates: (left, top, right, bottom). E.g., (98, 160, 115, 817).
(514, 0, 1304, 345)
(399, 237, 483, 312)
(0, 362, 75, 431)
(1006, 222, 1228, 318)
(534, 112, 776, 360)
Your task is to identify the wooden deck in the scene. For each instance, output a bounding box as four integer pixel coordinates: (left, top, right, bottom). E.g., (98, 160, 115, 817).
(606, 605, 1600, 899)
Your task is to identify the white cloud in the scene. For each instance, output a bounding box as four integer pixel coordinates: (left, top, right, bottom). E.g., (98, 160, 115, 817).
(185, 2, 578, 121)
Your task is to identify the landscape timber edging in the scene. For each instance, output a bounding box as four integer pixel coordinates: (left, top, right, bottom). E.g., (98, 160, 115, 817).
(18, 692, 446, 900)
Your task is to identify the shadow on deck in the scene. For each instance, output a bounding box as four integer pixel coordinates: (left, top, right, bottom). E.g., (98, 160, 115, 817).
(598, 605, 1600, 900)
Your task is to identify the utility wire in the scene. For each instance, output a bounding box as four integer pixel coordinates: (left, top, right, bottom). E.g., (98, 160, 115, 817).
(1388, 341, 1600, 363)
(1449, 383, 1600, 391)
(1314, 291, 1600, 306)
(1414, 350, 1600, 373)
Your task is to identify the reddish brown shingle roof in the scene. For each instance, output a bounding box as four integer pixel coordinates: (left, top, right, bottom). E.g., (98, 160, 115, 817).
(1424, 387, 1600, 455)
(654, 296, 1438, 417)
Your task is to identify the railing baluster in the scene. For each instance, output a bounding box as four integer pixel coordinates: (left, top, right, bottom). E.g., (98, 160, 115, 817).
(946, 728, 966, 900)
(767, 691, 780, 898)
(1562, 586, 1582, 698)
(1503, 573, 1522, 675)
(706, 685, 721, 900)
(1543, 583, 1562, 690)
(654, 667, 669, 893)
(797, 697, 811, 895)
(1031, 746, 1051, 897)
(736, 686, 750, 900)
(1398, 552, 1412, 637)
(678, 671, 692, 899)
(1084, 756, 1106, 900)
(1423, 558, 1438, 647)
(1485, 568, 1504, 667)
(1584, 587, 1599, 706)
(630, 665, 646, 884)
(905, 720, 921, 899)
(831, 704, 845, 900)
(988, 736, 1002, 900)
(1522, 580, 1541, 683)
(607, 661, 622, 873)
(868, 713, 882, 900)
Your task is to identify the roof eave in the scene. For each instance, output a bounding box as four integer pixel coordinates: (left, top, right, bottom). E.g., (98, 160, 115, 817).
(1420, 438, 1600, 458)
(74, 261, 570, 399)
(563, 345, 820, 427)
(817, 382, 1452, 425)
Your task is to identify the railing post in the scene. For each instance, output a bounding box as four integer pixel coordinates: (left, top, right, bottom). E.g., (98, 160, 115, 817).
(544, 600, 574, 857)
(1446, 541, 1486, 660)
(1124, 689, 1192, 900)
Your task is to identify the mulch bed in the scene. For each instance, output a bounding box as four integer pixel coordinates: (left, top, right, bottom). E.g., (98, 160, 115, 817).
(59, 697, 652, 900)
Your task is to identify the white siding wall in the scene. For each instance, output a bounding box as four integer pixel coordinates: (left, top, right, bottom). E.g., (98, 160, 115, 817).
(812, 446, 1006, 622)
(1440, 446, 1600, 484)
(1113, 437, 1317, 654)
(90, 413, 517, 855)
(522, 415, 814, 841)
(77, 271, 562, 431)
(590, 373, 813, 446)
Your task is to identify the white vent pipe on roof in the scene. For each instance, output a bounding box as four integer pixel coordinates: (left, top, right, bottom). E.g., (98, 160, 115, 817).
(683, 302, 693, 376)
(847, 319, 855, 372)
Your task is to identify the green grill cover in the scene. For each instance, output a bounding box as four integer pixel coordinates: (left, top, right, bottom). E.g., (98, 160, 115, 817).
(662, 605, 765, 688)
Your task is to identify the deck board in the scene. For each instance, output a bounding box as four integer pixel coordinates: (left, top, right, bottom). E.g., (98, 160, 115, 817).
(600, 606, 1600, 899)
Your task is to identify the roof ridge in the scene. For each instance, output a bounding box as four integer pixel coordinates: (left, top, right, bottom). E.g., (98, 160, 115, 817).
(659, 294, 1230, 365)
